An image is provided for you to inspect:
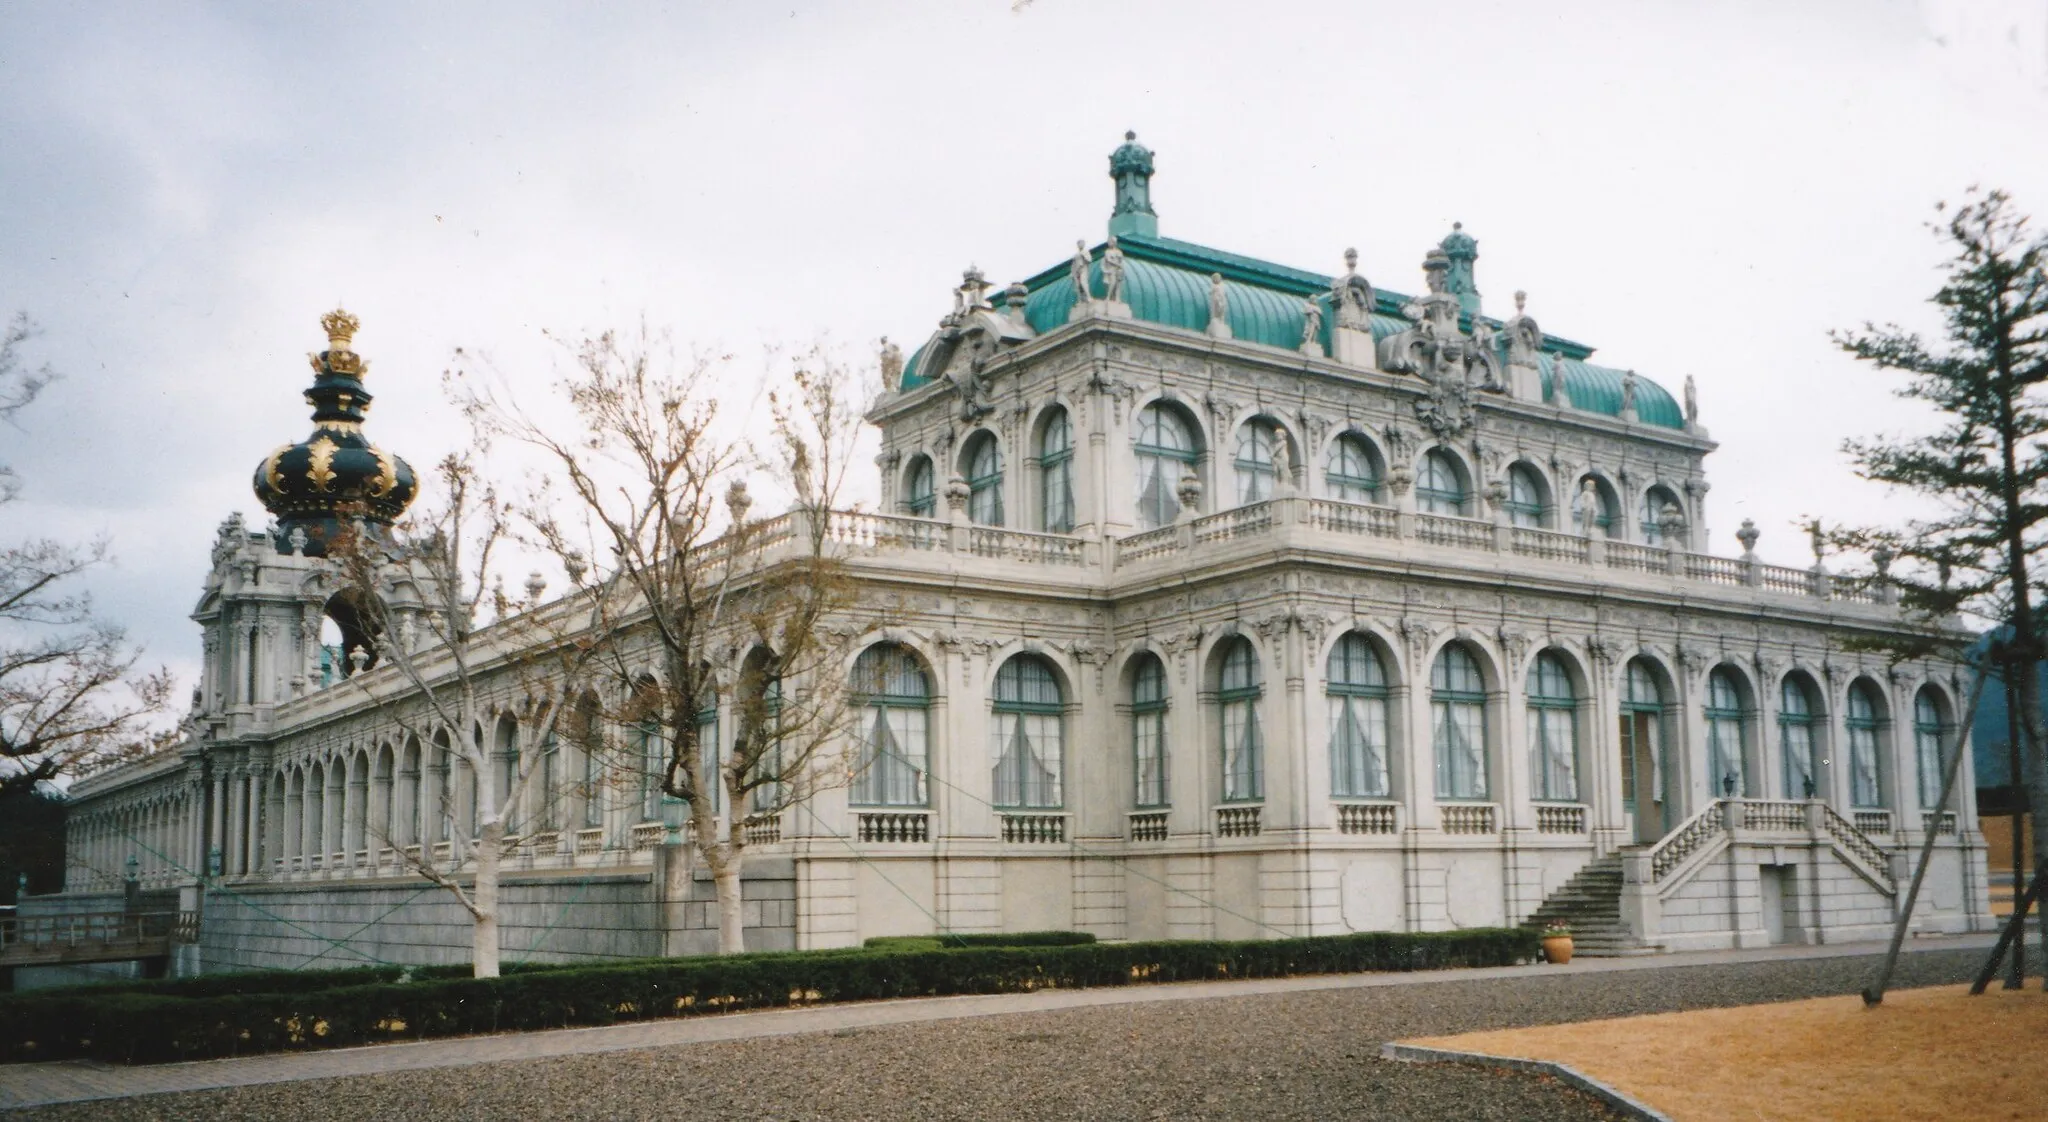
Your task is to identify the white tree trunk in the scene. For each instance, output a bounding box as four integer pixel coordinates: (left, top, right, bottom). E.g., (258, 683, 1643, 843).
(709, 847, 745, 955)
(472, 818, 503, 977)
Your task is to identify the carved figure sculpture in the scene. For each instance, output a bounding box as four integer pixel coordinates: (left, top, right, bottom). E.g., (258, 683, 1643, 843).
(879, 336, 904, 390)
(1506, 290, 1542, 367)
(1468, 315, 1503, 390)
(1684, 374, 1698, 424)
(1208, 273, 1229, 326)
(1620, 370, 1639, 417)
(1300, 299, 1322, 349)
(1070, 240, 1093, 305)
(1331, 247, 1375, 329)
(1551, 355, 1574, 409)
(1578, 478, 1600, 537)
(1101, 236, 1126, 302)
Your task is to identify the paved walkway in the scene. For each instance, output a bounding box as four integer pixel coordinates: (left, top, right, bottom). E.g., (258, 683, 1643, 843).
(0, 934, 1997, 1111)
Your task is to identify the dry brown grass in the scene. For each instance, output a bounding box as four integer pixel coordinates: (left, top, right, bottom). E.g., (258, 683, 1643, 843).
(1407, 982, 2048, 1121)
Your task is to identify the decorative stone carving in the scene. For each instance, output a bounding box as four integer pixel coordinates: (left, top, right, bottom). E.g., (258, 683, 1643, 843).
(944, 474, 971, 514)
(1550, 355, 1574, 410)
(1468, 315, 1503, 391)
(1505, 291, 1542, 367)
(1101, 236, 1126, 303)
(1174, 467, 1203, 517)
(1684, 374, 1698, 426)
(1806, 518, 1826, 567)
(879, 336, 904, 390)
(1004, 283, 1032, 332)
(1331, 247, 1375, 329)
(1620, 370, 1639, 422)
(1586, 635, 1622, 667)
(286, 526, 308, 556)
(1206, 274, 1232, 339)
(1678, 642, 1717, 670)
(1577, 477, 1601, 537)
(1737, 518, 1760, 557)
(1497, 626, 1531, 672)
(1069, 240, 1093, 307)
(1249, 610, 1293, 645)
(1299, 298, 1322, 353)
(1399, 616, 1438, 668)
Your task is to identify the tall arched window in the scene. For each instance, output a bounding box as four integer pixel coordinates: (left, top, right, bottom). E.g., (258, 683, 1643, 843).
(1432, 643, 1488, 799)
(1130, 654, 1169, 808)
(1233, 418, 1284, 505)
(695, 698, 720, 813)
(1218, 638, 1263, 801)
(1620, 660, 1666, 822)
(538, 729, 559, 831)
(1135, 403, 1198, 529)
(964, 433, 1003, 526)
(1780, 676, 1821, 798)
(1571, 475, 1617, 535)
(1038, 409, 1075, 533)
(1327, 633, 1390, 798)
(1505, 464, 1547, 529)
(1706, 669, 1749, 797)
(1640, 485, 1683, 545)
(851, 644, 931, 806)
(1324, 434, 1381, 503)
(1847, 682, 1885, 808)
(741, 664, 785, 814)
(1914, 689, 1948, 809)
(1417, 450, 1468, 515)
(992, 655, 1064, 809)
(1527, 652, 1578, 801)
(636, 718, 666, 821)
(904, 456, 935, 518)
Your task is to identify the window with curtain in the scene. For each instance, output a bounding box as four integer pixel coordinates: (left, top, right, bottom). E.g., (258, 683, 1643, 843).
(1417, 450, 1468, 515)
(1039, 409, 1075, 532)
(1432, 643, 1488, 799)
(1620, 659, 1665, 807)
(992, 655, 1064, 809)
(1324, 434, 1381, 503)
(1780, 677, 1820, 798)
(965, 434, 1003, 526)
(1135, 403, 1199, 529)
(1706, 669, 1749, 797)
(1327, 632, 1390, 798)
(1219, 638, 1264, 801)
(1233, 418, 1283, 505)
(637, 720, 665, 821)
(1506, 465, 1547, 528)
(1914, 690, 1947, 809)
(696, 701, 719, 813)
(744, 673, 784, 814)
(904, 456, 935, 517)
(850, 644, 930, 806)
(1131, 654, 1169, 808)
(1847, 682, 1884, 808)
(1571, 475, 1616, 534)
(1527, 652, 1578, 801)
(1640, 486, 1682, 545)
(538, 732, 559, 830)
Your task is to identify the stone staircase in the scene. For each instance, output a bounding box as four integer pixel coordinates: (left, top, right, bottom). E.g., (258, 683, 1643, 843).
(1524, 855, 1658, 957)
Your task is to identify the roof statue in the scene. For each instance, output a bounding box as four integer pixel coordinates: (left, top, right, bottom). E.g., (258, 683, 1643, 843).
(1505, 290, 1542, 367)
(878, 336, 904, 391)
(1108, 130, 1158, 238)
(1206, 273, 1232, 339)
(1684, 374, 1699, 426)
(1069, 240, 1094, 308)
(1551, 354, 1575, 410)
(1331, 247, 1375, 330)
(1101, 235, 1126, 303)
(1299, 298, 1322, 354)
(251, 308, 417, 557)
(1620, 369, 1640, 421)
(1440, 221, 1481, 317)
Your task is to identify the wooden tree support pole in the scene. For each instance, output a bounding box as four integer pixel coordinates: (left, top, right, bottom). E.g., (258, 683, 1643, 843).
(1970, 870, 2042, 994)
(1865, 673, 1988, 1006)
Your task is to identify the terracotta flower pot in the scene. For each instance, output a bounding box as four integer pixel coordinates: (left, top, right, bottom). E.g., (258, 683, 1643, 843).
(1541, 934, 1574, 965)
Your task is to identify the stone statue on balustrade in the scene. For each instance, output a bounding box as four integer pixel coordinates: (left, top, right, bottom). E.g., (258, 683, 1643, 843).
(1206, 273, 1232, 339)
(878, 336, 904, 391)
(1101, 235, 1126, 303)
(1299, 298, 1322, 355)
(1069, 240, 1094, 309)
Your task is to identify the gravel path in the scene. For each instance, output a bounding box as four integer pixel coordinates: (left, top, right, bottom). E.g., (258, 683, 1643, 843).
(9, 947, 1987, 1121)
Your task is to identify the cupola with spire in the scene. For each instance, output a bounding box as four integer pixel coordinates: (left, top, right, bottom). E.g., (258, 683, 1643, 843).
(1108, 130, 1157, 239)
(251, 308, 417, 556)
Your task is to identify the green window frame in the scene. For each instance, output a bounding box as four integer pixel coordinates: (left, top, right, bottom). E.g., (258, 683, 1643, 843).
(1705, 668, 1750, 797)
(1417, 450, 1468, 516)
(1131, 654, 1169, 809)
(1039, 409, 1075, 533)
(1846, 683, 1884, 808)
(1505, 464, 1546, 529)
(904, 455, 935, 517)
(1526, 651, 1578, 802)
(1621, 659, 1665, 808)
(850, 644, 931, 807)
(965, 435, 1003, 526)
(1327, 632, 1390, 798)
(1324, 434, 1381, 504)
(1135, 403, 1199, 529)
(1914, 690, 1948, 810)
(1431, 643, 1488, 799)
(992, 654, 1064, 809)
(1233, 418, 1282, 505)
(1218, 638, 1264, 802)
(1779, 677, 1820, 799)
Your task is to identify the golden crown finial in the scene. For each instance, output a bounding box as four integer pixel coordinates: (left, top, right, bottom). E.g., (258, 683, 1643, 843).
(321, 307, 361, 352)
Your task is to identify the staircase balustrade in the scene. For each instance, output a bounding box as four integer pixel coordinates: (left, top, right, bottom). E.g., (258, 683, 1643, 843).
(1821, 804, 1896, 892)
(1649, 801, 1726, 881)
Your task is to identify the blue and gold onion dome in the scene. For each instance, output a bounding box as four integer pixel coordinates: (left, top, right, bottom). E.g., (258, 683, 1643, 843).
(251, 309, 417, 556)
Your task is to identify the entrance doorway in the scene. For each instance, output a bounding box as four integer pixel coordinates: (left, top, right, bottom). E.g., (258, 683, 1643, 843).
(1619, 710, 1666, 843)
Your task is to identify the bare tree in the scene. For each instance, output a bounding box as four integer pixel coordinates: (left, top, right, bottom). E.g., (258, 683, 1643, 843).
(329, 453, 601, 977)
(1, 313, 171, 794)
(461, 332, 867, 954)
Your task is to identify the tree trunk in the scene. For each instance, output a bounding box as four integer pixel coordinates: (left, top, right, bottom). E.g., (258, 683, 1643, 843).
(708, 845, 745, 955)
(472, 819, 502, 978)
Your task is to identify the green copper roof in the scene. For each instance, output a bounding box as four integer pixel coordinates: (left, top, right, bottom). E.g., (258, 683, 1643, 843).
(899, 233, 1684, 431)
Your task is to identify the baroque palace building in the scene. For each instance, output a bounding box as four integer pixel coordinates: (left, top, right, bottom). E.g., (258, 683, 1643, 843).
(42, 135, 1992, 974)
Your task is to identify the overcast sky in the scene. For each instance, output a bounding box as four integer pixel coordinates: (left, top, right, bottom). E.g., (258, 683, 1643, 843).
(4, 0, 2048, 699)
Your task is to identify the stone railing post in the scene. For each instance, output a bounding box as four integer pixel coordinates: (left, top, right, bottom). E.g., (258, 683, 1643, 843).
(1390, 469, 1416, 540)
(1617, 849, 1659, 945)
(1742, 554, 1762, 588)
(1587, 528, 1607, 568)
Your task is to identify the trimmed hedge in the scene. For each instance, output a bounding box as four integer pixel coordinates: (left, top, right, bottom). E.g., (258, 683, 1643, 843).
(0, 927, 1535, 1065)
(863, 930, 1097, 952)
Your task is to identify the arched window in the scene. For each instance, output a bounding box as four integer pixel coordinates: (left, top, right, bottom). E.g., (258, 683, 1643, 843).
(740, 662, 785, 814)
(964, 433, 1003, 526)
(1914, 689, 1949, 809)
(1705, 669, 1749, 797)
(851, 645, 931, 806)
(1640, 485, 1683, 545)
(1505, 464, 1547, 529)
(1130, 654, 1169, 809)
(1620, 659, 1666, 821)
(1135, 402, 1198, 529)
(1847, 682, 1885, 808)
(1432, 643, 1488, 799)
(1233, 418, 1284, 505)
(1324, 434, 1381, 503)
(1571, 475, 1617, 535)
(695, 698, 719, 813)
(1038, 409, 1075, 533)
(1780, 676, 1821, 798)
(1218, 638, 1263, 801)
(538, 729, 559, 831)
(992, 655, 1064, 809)
(903, 455, 935, 518)
(1527, 652, 1578, 801)
(1327, 633, 1390, 798)
(1417, 449, 1468, 515)
(636, 718, 666, 822)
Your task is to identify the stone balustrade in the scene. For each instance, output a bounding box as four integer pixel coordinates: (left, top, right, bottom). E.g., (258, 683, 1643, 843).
(999, 813, 1068, 843)
(1337, 801, 1399, 835)
(1534, 803, 1588, 834)
(856, 811, 930, 843)
(1214, 805, 1262, 837)
(1440, 803, 1498, 835)
(1128, 810, 1169, 841)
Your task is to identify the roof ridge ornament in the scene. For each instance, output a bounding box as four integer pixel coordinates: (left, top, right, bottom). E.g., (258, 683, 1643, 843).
(1108, 130, 1157, 239)
(1439, 222, 1481, 317)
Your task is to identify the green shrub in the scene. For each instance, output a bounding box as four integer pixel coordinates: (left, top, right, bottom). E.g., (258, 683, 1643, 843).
(0, 927, 1536, 1065)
